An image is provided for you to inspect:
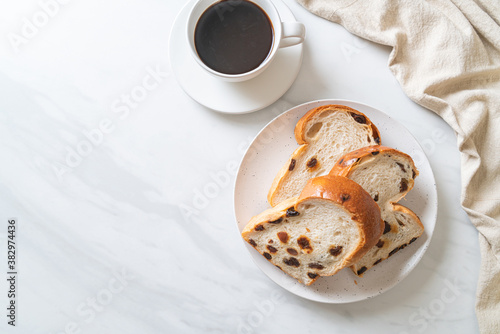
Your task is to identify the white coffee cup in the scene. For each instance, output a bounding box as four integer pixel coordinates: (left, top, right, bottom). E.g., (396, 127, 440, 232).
(186, 0, 305, 82)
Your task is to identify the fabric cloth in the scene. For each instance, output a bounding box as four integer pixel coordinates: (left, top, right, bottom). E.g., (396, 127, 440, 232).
(296, 0, 500, 332)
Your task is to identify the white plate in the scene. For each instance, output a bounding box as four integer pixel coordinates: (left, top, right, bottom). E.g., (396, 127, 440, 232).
(234, 99, 437, 303)
(168, 0, 303, 114)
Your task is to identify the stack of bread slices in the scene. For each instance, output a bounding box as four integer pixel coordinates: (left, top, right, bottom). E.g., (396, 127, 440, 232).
(241, 105, 424, 285)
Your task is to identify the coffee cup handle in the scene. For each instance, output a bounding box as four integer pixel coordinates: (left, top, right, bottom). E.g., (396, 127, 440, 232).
(279, 22, 305, 48)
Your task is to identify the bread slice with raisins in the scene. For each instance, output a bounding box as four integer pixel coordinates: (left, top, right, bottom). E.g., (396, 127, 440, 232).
(329, 146, 424, 276)
(267, 105, 381, 207)
(242, 175, 383, 285)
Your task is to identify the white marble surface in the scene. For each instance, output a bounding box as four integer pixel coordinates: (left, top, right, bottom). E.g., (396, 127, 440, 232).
(0, 0, 480, 333)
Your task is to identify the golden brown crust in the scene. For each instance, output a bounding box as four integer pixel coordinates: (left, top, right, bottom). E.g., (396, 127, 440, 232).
(298, 175, 384, 266)
(294, 105, 381, 145)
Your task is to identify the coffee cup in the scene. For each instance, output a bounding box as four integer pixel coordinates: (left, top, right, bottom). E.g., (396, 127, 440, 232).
(186, 0, 305, 82)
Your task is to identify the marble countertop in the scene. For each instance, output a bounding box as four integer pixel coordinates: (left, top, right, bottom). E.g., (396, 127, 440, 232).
(0, 0, 480, 333)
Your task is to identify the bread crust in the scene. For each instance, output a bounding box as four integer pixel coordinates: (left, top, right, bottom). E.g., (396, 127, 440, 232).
(267, 104, 381, 207)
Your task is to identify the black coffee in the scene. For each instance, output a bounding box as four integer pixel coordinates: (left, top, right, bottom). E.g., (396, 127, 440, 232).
(194, 0, 274, 75)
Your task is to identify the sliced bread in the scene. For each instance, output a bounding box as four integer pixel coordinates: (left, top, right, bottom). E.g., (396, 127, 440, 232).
(267, 105, 381, 207)
(329, 146, 424, 276)
(242, 175, 383, 285)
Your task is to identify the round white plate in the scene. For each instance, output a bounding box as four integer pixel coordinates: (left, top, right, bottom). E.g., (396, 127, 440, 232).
(168, 0, 303, 114)
(234, 99, 437, 303)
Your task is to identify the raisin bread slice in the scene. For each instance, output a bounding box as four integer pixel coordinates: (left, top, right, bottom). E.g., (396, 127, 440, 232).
(268, 105, 381, 207)
(242, 175, 383, 285)
(329, 146, 424, 276)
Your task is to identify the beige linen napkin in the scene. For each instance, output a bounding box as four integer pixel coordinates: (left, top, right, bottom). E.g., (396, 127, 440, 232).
(297, 0, 500, 332)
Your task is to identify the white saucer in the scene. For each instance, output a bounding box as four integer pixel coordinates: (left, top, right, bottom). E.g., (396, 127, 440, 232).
(169, 0, 303, 114)
(234, 100, 437, 303)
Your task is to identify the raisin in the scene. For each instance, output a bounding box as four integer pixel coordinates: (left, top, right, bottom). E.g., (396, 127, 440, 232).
(248, 239, 257, 247)
(383, 221, 391, 234)
(308, 263, 324, 270)
(373, 193, 379, 202)
(350, 112, 367, 124)
(307, 158, 317, 168)
(389, 247, 400, 257)
(263, 252, 272, 260)
(275, 265, 282, 270)
(329, 246, 343, 256)
(255, 224, 264, 231)
(400, 179, 408, 192)
(297, 236, 312, 251)
(277, 232, 289, 243)
(268, 239, 274, 244)
(267, 245, 278, 253)
(374, 136, 381, 144)
(339, 158, 344, 165)
(287, 248, 298, 256)
(399, 243, 408, 250)
(269, 217, 283, 224)
(376, 240, 384, 248)
(374, 259, 382, 266)
(341, 194, 351, 203)
(289, 159, 296, 171)
(284, 257, 300, 267)
(412, 170, 416, 179)
(396, 162, 406, 173)
(286, 207, 300, 217)
(396, 218, 405, 227)
(409, 237, 418, 244)
(371, 151, 379, 156)
(357, 267, 367, 275)
(307, 273, 318, 279)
